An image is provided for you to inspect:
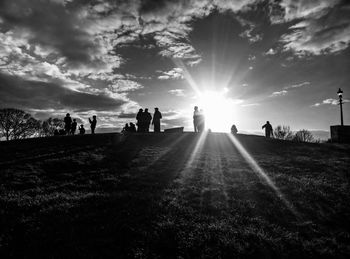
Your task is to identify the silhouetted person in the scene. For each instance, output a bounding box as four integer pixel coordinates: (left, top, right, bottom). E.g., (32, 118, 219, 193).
(136, 108, 144, 132)
(198, 109, 205, 132)
(89, 115, 97, 134)
(144, 108, 152, 132)
(64, 113, 72, 135)
(193, 106, 200, 132)
(71, 119, 77, 135)
(54, 129, 59, 136)
(231, 124, 238, 135)
(79, 124, 85, 135)
(262, 121, 273, 138)
(129, 122, 137, 132)
(122, 123, 130, 133)
(152, 107, 162, 132)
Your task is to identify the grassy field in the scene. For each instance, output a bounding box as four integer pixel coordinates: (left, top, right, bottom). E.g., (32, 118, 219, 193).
(0, 133, 349, 258)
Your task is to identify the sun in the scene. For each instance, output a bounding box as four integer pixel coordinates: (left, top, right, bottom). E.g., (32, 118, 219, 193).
(197, 90, 237, 132)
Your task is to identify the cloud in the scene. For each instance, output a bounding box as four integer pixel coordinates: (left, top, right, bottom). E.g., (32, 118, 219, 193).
(248, 55, 256, 61)
(284, 81, 311, 89)
(271, 81, 311, 97)
(117, 112, 137, 119)
(0, 72, 127, 112)
(168, 89, 186, 97)
(0, 0, 259, 78)
(187, 58, 202, 66)
(0, 0, 100, 69)
(272, 0, 341, 22)
(271, 90, 288, 97)
(273, 0, 350, 55)
(158, 68, 184, 80)
(312, 98, 349, 107)
(109, 80, 144, 92)
(239, 26, 263, 43)
(241, 103, 260, 107)
(264, 48, 277, 56)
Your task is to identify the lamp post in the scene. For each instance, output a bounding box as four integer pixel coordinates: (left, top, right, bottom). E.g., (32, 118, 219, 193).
(337, 88, 344, 126)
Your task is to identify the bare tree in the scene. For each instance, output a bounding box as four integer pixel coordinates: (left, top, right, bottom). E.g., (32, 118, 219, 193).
(273, 125, 294, 140)
(40, 117, 64, 136)
(0, 108, 40, 141)
(293, 129, 314, 143)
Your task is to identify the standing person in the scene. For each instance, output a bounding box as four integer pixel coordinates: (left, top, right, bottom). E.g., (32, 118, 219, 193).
(71, 119, 77, 135)
(193, 106, 200, 132)
(64, 113, 72, 135)
(152, 107, 162, 132)
(262, 121, 273, 138)
(136, 108, 144, 132)
(144, 108, 152, 132)
(89, 115, 97, 134)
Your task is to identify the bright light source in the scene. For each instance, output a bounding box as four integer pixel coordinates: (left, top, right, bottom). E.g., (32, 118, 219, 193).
(198, 90, 237, 132)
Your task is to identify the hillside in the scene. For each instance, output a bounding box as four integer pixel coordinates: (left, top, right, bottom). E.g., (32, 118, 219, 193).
(0, 133, 350, 258)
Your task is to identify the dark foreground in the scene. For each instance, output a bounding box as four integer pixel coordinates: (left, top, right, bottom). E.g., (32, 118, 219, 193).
(0, 133, 350, 258)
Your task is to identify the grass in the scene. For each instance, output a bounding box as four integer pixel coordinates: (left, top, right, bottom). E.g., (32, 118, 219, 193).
(0, 132, 349, 258)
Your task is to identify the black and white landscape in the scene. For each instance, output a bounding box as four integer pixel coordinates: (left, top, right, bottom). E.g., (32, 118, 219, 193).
(0, 0, 350, 258)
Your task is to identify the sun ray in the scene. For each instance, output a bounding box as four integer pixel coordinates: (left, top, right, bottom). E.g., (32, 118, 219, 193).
(142, 133, 189, 171)
(226, 133, 300, 218)
(173, 59, 202, 96)
(184, 131, 209, 171)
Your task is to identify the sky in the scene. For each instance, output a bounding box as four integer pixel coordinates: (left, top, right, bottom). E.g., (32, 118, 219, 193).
(0, 0, 349, 132)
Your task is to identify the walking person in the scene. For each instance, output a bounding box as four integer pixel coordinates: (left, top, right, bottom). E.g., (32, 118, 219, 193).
(262, 121, 273, 138)
(64, 113, 72, 135)
(89, 115, 97, 134)
(152, 107, 162, 133)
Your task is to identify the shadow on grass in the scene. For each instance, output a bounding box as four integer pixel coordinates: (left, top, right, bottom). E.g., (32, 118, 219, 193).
(1, 133, 350, 258)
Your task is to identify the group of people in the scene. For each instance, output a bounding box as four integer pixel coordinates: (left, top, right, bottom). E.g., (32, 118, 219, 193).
(192, 106, 273, 138)
(193, 106, 205, 133)
(122, 122, 137, 133)
(135, 108, 162, 132)
(230, 122, 273, 138)
(230, 121, 273, 138)
(59, 108, 273, 138)
(63, 113, 79, 135)
(120, 104, 274, 138)
(56, 113, 97, 136)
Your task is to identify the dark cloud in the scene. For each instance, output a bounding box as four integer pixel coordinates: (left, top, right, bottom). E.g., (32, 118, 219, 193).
(0, 72, 126, 112)
(0, 0, 100, 68)
(118, 112, 137, 119)
(275, 0, 350, 55)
